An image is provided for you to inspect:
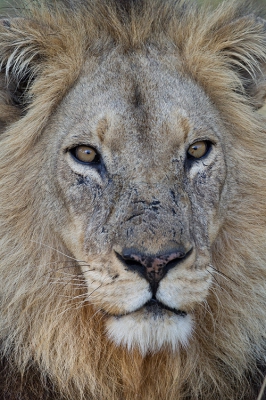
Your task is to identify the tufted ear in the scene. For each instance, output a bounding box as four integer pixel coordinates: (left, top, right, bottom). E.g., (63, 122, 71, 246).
(0, 17, 44, 125)
(220, 14, 266, 109)
(0, 12, 83, 137)
(246, 63, 266, 109)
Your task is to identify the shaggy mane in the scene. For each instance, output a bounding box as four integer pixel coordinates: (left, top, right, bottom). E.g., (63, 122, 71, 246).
(0, 0, 266, 399)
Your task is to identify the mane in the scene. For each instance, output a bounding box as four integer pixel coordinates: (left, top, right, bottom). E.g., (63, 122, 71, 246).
(0, 0, 266, 399)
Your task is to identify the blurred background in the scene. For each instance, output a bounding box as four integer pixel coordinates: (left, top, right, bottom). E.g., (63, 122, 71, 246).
(0, 0, 266, 15)
(0, 0, 266, 14)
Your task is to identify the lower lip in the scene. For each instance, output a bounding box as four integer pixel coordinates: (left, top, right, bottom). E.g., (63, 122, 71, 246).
(102, 300, 187, 318)
(145, 299, 187, 317)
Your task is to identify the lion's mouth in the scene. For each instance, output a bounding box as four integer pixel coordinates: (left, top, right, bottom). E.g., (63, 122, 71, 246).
(144, 298, 187, 317)
(104, 298, 187, 318)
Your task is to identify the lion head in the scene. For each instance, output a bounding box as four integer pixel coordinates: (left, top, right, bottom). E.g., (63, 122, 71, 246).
(0, 1, 266, 399)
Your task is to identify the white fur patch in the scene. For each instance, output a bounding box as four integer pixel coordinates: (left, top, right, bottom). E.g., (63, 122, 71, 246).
(106, 310, 193, 355)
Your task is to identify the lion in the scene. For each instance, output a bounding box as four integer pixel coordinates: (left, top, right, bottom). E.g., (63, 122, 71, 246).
(0, 0, 266, 399)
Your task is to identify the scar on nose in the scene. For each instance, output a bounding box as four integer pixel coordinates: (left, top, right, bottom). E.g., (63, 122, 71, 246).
(97, 117, 109, 142)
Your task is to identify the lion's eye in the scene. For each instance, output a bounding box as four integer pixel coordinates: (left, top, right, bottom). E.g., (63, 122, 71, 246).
(187, 141, 209, 159)
(70, 145, 100, 164)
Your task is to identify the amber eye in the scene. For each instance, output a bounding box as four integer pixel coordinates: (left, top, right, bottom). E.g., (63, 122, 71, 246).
(71, 145, 100, 164)
(187, 141, 209, 159)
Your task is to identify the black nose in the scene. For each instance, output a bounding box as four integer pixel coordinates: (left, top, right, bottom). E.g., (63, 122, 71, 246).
(116, 246, 192, 293)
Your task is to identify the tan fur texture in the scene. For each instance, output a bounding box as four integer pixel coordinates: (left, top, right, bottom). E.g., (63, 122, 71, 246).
(0, 1, 266, 399)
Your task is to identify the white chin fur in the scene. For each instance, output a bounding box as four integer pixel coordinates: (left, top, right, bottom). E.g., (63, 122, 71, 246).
(106, 310, 193, 356)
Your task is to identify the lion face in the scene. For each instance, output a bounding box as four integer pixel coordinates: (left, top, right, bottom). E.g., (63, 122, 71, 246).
(2, 1, 266, 399)
(45, 48, 227, 354)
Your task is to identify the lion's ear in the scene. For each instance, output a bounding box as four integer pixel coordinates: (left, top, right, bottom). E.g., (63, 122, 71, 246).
(245, 63, 266, 110)
(220, 15, 266, 109)
(0, 18, 43, 123)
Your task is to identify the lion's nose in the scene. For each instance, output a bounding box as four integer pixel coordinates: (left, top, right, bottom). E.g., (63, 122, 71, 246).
(117, 247, 192, 294)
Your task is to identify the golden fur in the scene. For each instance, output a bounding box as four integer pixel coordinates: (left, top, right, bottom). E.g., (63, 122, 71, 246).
(0, 1, 266, 399)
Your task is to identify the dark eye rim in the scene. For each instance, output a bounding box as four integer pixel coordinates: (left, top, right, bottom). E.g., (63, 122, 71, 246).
(186, 140, 213, 161)
(69, 145, 101, 165)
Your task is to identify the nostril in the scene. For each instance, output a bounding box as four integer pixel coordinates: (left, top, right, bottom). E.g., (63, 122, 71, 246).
(123, 258, 143, 269)
(124, 259, 139, 266)
(122, 251, 144, 264)
(115, 251, 146, 275)
(115, 247, 193, 287)
(163, 248, 193, 274)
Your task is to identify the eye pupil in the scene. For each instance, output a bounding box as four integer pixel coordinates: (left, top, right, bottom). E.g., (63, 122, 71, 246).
(71, 145, 100, 164)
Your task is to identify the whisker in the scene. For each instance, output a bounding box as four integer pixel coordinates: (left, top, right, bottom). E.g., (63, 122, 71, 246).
(208, 264, 239, 286)
(87, 283, 103, 298)
(61, 293, 87, 301)
(198, 300, 213, 318)
(39, 264, 94, 280)
(209, 280, 233, 301)
(80, 269, 95, 274)
(206, 269, 224, 290)
(51, 281, 87, 288)
(30, 239, 87, 263)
